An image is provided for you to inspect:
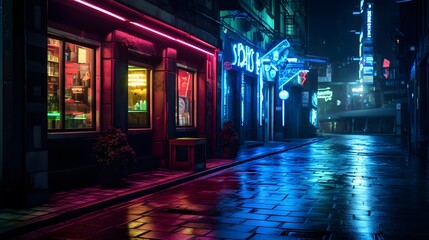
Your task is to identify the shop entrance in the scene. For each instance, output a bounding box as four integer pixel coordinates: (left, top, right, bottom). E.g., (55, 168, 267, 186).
(263, 83, 275, 141)
(242, 75, 257, 141)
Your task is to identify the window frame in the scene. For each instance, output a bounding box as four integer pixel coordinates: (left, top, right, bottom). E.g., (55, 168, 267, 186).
(176, 64, 197, 128)
(47, 31, 99, 133)
(127, 61, 153, 130)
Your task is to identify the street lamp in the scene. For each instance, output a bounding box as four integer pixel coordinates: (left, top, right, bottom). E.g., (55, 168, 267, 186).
(279, 90, 290, 127)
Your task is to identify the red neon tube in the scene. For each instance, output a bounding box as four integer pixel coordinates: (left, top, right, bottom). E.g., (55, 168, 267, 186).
(73, 0, 214, 56)
(73, 0, 126, 21)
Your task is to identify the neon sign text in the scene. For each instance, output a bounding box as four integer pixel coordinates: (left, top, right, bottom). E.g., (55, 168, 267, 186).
(232, 43, 261, 74)
(317, 87, 333, 102)
(367, 4, 372, 39)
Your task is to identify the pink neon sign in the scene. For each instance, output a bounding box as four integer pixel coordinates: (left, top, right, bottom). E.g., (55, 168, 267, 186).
(73, 0, 214, 56)
(73, 0, 126, 21)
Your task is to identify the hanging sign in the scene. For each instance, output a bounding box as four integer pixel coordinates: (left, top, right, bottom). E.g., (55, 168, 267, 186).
(231, 42, 261, 75)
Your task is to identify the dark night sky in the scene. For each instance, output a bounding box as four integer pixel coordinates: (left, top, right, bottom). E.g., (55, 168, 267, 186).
(307, 0, 360, 62)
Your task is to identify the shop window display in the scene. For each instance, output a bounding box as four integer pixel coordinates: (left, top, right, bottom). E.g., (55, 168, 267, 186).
(47, 37, 95, 130)
(128, 65, 150, 128)
(176, 69, 194, 127)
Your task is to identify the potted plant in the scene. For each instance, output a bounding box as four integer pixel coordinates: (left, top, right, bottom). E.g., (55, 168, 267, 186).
(219, 120, 240, 159)
(92, 127, 136, 187)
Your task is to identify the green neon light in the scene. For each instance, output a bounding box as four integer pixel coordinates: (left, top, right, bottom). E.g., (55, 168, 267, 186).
(317, 87, 333, 102)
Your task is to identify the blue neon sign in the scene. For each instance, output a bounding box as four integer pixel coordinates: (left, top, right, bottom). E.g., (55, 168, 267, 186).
(232, 43, 261, 75)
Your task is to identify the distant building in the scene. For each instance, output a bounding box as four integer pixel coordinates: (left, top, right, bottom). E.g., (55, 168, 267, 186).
(317, 0, 403, 135)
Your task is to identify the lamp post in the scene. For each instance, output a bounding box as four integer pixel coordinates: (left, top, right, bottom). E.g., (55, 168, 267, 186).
(279, 90, 290, 127)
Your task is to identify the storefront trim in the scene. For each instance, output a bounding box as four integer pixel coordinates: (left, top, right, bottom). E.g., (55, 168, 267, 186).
(72, 0, 216, 56)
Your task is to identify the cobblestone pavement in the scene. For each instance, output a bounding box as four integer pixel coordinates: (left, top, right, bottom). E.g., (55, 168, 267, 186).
(13, 135, 429, 240)
(0, 138, 318, 239)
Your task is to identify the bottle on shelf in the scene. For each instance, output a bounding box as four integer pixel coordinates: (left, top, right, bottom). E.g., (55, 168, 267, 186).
(142, 100, 147, 111)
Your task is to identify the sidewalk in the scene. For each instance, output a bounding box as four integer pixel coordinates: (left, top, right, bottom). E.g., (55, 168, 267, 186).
(0, 138, 322, 239)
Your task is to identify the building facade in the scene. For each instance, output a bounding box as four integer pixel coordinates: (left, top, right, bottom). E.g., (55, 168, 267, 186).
(400, 0, 429, 158)
(1, 0, 220, 207)
(218, 0, 309, 145)
(1, 0, 312, 207)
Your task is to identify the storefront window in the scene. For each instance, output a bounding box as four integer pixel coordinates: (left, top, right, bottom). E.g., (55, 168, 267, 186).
(128, 65, 150, 128)
(176, 68, 194, 127)
(47, 37, 95, 131)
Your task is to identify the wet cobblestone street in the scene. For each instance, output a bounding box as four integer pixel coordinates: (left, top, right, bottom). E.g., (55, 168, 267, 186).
(15, 135, 429, 240)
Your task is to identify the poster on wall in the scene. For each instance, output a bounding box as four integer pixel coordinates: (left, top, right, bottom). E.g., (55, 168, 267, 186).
(65, 63, 80, 88)
(79, 64, 91, 87)
(178, 97, 188, 114)
(178, 70, 191, 97)
(302, 91, 309, 107)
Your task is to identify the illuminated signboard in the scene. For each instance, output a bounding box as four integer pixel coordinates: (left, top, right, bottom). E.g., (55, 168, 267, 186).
(232, 43, 261, 75)
(367, 4, 372, 39)
(352, 85, 364, 93)
(383, 58, 390, 79)
(317, 87, 333, 102)
(311, 92, 318, 107)
(364, 56, 373, 65)
(360, 3, 374, 84)
(363, 66, 373, 75)
(363, 75, 373, 83)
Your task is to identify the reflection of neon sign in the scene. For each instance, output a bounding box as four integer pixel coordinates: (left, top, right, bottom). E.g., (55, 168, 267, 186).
(232, 43, 261, 74)
(317, 87, 333, 101)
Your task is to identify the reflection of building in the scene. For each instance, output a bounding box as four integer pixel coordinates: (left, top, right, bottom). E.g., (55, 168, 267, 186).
(1, 0, 220, 207)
